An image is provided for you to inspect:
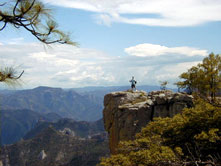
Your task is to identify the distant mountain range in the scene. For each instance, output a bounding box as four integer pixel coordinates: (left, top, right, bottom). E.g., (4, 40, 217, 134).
(0, 85, 167, 121)
(0, 86, 103, 121)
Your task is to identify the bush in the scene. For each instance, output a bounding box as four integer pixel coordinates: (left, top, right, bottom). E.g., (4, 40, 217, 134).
(99, 99, 221, 166)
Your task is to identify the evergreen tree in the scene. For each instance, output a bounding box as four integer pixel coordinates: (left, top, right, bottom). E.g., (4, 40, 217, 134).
(176, 53, 221, 102)
(160, 81, 169, 90)
(201, 53, 221, 101)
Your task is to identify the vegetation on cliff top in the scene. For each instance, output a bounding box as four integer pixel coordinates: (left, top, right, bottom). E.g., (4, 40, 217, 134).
(99, 53, 221, 166)
(99, 99, 221, 166)
(176, 53, 221, 104)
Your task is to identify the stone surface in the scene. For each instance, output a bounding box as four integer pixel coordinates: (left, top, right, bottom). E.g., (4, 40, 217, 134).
(103, 90, 193, 154)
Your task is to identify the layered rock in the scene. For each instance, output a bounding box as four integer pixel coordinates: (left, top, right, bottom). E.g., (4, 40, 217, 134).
(103, 90, 193, 154)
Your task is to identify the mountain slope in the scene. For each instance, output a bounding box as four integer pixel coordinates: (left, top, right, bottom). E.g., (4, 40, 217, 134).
(1, 109, 44, 145)
(1, 127, 109, 166)
(1, 109, 62, 145)
(24, 118, 105, 140)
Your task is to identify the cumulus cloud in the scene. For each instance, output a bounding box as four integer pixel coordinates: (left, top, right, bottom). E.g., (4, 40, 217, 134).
(0, 42, 207, 88)
(0, 43, 116, 88)
(43, 0, 221, 26)
(125, 43, 208, 57)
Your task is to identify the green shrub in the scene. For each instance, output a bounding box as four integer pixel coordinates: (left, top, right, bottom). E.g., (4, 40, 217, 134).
(99, 99, 221, 166)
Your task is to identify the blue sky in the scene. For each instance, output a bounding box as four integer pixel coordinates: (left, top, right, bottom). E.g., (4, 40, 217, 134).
(0, 0, 221, 89)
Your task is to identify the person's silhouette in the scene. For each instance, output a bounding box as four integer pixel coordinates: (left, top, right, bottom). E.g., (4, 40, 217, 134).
(129, 76, 137, 91)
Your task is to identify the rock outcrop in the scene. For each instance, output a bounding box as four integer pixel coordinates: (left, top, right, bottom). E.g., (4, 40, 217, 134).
(59, 128, 76, 137)
(38, 150, 47, 160)
(103, 90, 193, 154)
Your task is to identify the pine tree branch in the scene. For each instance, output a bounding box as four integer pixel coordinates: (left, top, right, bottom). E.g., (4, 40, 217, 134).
(0, 0, 77, 45)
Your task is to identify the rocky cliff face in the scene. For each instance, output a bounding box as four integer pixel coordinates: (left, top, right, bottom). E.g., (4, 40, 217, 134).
(103, 90, 193, 154)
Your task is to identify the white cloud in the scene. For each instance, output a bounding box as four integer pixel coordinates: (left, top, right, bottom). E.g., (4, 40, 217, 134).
(7, 38, 25, 44)
(0, 38, 25, 45)
(125, 43, 208, 57)
(154, 61, 201, 81)
(43, 0, 221, 26)
(0, 43, 116, 88)
(0, 42, 207, 89)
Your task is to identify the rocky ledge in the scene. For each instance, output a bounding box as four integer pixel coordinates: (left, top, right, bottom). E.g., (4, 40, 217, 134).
(103, 90, 193, 154)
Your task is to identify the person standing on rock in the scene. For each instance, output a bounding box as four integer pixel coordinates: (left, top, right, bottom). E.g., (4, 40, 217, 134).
(129, 76, 137, 91)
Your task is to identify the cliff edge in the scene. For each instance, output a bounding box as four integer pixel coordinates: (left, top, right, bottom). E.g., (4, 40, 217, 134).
(103, 90, 193, 154)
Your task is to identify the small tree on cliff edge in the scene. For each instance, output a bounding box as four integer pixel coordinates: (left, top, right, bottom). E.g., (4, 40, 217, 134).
(176, 53, 221, 102)
(160, 81, 169, 90)
(0, 0, 77, 85)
